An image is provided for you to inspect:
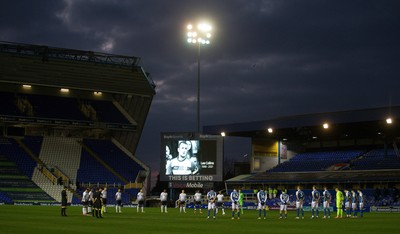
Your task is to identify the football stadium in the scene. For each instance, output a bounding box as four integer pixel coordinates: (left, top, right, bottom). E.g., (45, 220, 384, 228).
(1, 41, 399, 233)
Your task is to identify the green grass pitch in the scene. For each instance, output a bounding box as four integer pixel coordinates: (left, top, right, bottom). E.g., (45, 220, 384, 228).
(0, 205, 399, 234)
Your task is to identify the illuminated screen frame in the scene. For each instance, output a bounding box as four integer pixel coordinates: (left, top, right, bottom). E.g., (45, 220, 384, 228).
(160, 132, 223, 182)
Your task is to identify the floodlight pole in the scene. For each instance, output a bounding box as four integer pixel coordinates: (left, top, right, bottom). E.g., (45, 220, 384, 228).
(187, 23, 212, 134)
(197, 42, 201, 133)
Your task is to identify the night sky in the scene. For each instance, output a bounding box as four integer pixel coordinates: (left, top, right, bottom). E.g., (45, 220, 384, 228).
(1, 0, 400, 174)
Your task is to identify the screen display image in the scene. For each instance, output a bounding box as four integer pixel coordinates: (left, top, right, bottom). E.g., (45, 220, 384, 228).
(160, 132, 223, 182)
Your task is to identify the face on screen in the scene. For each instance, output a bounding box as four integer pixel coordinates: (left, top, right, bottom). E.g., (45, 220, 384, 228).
(165, 140, 204, 175)
(161, 134, 222, 181)
(177, 141, 189, 159)
(166, 145, 172, 160)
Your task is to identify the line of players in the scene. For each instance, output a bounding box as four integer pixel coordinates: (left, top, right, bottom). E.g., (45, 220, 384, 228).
(81, 187, 108, 218)
(163, 185, 365, 220)
(81, 187, 125, 217)
(79, 185, 364, 220)
(296, 185, 365, 219)
(173, 189, 236, 219)
(81, 187, 146, 217)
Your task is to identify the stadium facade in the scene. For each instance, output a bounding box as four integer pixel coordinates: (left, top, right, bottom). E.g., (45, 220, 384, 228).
(0, 41, 155, 205)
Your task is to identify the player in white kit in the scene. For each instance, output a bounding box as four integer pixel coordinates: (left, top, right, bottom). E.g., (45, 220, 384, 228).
(179, 190, 187, 213)
(193, 190, 203, 214)
(216, 191, 225, 215)
(160, 189, 168, 213)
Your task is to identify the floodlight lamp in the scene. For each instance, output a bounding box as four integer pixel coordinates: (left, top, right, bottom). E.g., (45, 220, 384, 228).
(386, 117, 393, 124)
(60, 88, 69, 93)
(323, 123, 329, 129)
(267, 128, 273, 133)
(221, 132, 226, 137)
(198, 24, 205, 30)
(22, 84, 32, 89)
(198, 23, 212, 31)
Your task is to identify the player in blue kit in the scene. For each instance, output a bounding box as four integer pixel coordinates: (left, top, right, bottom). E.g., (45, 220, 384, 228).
(311, 186, 320, 219)
(344, 189, 352, 218)
(296, 186, 305, 219)
(351, 190, 358, 217)
(257, 188, 267, 219)
(322, 186, 331, 219)
(230, 189, 241, 220)
(206, 189, 217, 219)
(279, 191, 290, 219)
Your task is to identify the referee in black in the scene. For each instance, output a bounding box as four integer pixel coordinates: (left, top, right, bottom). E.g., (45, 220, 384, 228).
(61, 186, 68, 216)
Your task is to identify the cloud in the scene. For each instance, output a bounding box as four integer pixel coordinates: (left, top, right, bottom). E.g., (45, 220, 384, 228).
(1, 0, 400, 171)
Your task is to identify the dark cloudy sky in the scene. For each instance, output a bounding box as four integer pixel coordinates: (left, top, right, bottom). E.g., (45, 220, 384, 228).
(1, 0, 400, 172)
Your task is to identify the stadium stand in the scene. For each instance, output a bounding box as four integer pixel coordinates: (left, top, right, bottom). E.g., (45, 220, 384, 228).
(21, 94, 88, 121)
(82, 138, 144, 182)
(77, 147, 124, 185)
(0, 91, 134, 129)
(268, 149, 364, 172)
(84, 100, 130, 124)
(0, 137, 36, 177)
(0, 154, 55, 204)
(351, 148, 400, 170)
(0, 41, 153, 206)
(0, 135, 143, 204)
(0, 92, 20, 116)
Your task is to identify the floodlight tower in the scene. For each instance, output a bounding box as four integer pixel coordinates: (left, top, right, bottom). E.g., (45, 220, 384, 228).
(186, 22, 212, 133)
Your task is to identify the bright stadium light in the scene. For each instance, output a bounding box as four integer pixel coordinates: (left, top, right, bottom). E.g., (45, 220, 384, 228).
(221, 132, 226, 137)
(267, 128, 273, 133)
(386, 117, 393, 124)
(186, 21, 213, 133)
(323, 123, 329, 129)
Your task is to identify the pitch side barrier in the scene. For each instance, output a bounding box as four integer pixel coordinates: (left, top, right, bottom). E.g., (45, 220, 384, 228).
(370, 206, 400, 213)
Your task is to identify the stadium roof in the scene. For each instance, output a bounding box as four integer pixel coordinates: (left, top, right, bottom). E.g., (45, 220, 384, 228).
(204, 106, 400, 142)
(0, 41, 155, 96)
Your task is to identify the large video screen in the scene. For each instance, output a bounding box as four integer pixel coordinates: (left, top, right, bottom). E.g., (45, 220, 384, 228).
(160, 132, 223, 182)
